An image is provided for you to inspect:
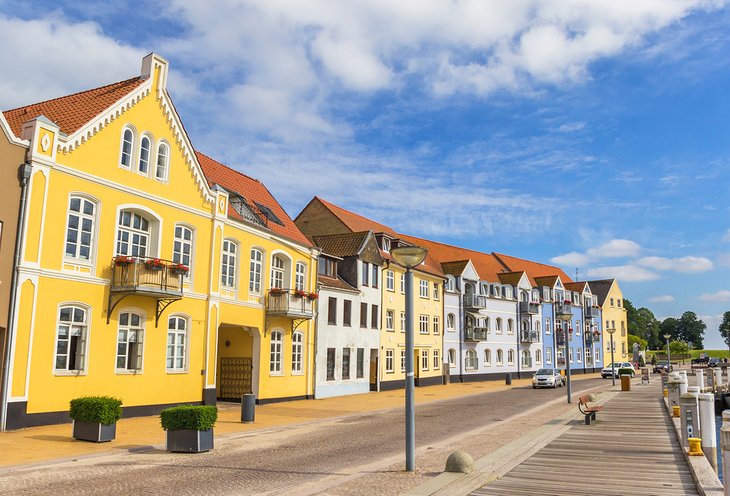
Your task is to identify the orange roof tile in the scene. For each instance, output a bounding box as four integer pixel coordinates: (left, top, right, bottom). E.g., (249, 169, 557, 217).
(400, 234, 507, 282)
(2, 77, 146, 138)
(318, 274, 358, 292)
(196, 152, 311, 248)
(441, 260, 470, 276)
(498, 271, 525, 286)
(492, 252, 573, 286)
(534, 275, 560, 287)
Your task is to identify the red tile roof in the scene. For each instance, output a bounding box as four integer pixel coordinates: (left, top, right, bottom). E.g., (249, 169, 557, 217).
(196, 152, 312, 247)
(564, 281, 588, 293)
(492, 252, 573, 286)
(2, 77, 146, 138)
(498, 271, 525, 286)
(399, 234, 507, 282)
(318, 274, 357, 292)
(315, 197, 399, 237)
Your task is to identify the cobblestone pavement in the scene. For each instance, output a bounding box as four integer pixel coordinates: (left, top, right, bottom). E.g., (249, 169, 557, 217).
(0, 378, 608, 495)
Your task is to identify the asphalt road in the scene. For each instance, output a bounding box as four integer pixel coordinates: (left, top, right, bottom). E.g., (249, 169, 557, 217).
(0, 378, 607, 495)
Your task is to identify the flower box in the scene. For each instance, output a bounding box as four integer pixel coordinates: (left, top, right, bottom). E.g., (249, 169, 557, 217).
(293, 289, 307, 298)
(306, 292, 319, 301)
(269, 288, 285, 296)
(114, 256, 135, 266)
(144, 258, 166, 271)
(171, 263, 189, 276)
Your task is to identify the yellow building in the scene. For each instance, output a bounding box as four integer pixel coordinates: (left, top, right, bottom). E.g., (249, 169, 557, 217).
(0, 53, 317, 430)
(295, 197, 444, 389)
(589, 279, 629, 361)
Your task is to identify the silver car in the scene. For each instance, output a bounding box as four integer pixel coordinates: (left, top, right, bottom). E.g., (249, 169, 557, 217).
(532, 368, 565, 389)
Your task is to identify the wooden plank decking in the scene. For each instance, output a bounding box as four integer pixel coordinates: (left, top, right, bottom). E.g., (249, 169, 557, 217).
(472, 381, 699, 496)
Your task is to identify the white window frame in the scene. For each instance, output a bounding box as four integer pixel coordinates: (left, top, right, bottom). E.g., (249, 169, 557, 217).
(270, 330, 283, 374)
(508, 349, 515, 365)
(172, 224, 194, 276)
(54, 304, 89, 374)
(64, 195, 97, 263)
(448, 348, 456, 368)
(433, 316, 440, 335)
(386, 270, 394, 291)
(433, 282, 439, 300)
(497, 349, 504, 365)
(386, 310, 394, 331)
(138, 133, 152, 175)
(400, 311, 406, 333)
(421, 349, 429, 370)
(116, 310, 145, 373)
(419, 315, 429, 334)
(536, 349, 542, 363)
(291, 331, 303, 374)
(295, 262, 306, 291)
(249, 248, 263, 294)
(496, 318, 503, 334)
(271, 254, 286, 289)
(385, 349, 394, 373)
(546, 347, 553, 364)
(433, 349, 440, 370)
(400, 273, 405, 293)
(447, 313, 456, 331)
(221, 239, 238, 289)
(401, 349, 406, 372)
(166, 315, 188, 372)
(116, 210, 151, 257)
(155, 141, 169, 181)
(119, 126, 135, 169)
(419, 280, 428, 298)
(484, 348, 491, 366)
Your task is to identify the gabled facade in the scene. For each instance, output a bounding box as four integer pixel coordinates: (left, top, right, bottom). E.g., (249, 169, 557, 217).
(0, 54, 317, 430)
(295, 197, 445, 390)
(310, 231, 383, 398)
(565, 281, 603, 373)
(588, 279, 628, 361)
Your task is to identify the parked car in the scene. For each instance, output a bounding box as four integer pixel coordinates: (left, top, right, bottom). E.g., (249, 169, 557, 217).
(708, 357, 721, 367)
(601, 362, 635, 379)
(653, 362, 673, 373)
(532, 368, 565, 389)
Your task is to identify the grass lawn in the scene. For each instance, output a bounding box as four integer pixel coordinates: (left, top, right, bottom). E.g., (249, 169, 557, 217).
(647, 349, 730, 360)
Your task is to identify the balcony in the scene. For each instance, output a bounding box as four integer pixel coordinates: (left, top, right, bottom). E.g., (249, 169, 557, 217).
(266, 289, 315, 320)
(108, 257, 185, 326)
(465, 326, 488, 342)
(519, 301, 540, 314)
(555, 302, 573, 318)
(464, 294, 487, 311)
(555, 331, 566, 347)
(585, 306, 599, 319)
(520, 330, 539, 343)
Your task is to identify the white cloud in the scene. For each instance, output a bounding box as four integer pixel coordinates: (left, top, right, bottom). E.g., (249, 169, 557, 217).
(0, 14, 143, 109)
(584, 265, 660, 282)
(717, 253, 730, 267)
(551, 251, 591, 267)
(698, 290, 730, 302)
(587, 239, 642, 258)
(722, 229, 730, 242)
(557, 122, 586, 132)
(648, 295, 675, 303)
(637, 256, 713, 273)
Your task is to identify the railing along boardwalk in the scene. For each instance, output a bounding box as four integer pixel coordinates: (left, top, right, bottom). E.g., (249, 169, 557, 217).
(472, 381, 699, 496)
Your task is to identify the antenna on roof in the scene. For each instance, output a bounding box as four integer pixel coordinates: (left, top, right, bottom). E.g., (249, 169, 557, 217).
(575, 268, 578, 280)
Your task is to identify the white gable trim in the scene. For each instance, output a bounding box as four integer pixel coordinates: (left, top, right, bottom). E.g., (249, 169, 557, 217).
(0, 113, 29, 147)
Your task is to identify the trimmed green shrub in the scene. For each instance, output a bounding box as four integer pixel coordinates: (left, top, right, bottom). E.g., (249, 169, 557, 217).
(618, 367, 634, 376)
(160, 405, 218, 431)
(69, 396, 123, 425)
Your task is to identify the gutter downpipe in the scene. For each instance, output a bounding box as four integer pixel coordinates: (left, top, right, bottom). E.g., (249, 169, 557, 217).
(1, 163, 33, 432)
(458, 278, 464, 383)
(516, 294, 521, 380)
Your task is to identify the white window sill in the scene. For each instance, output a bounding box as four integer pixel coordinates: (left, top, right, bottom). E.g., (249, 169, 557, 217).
(54, 370, 87, 377)
(116, 370, 143, 375)
(166, 369, 188, 374)
(269, 372, 283, 377)
(291, 371, 304, 376)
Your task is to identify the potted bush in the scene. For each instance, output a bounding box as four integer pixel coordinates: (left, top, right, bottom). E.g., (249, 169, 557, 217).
(618, 367, 634, 391)
(160, 405, 218, 453)
(69, 396, 123, 443)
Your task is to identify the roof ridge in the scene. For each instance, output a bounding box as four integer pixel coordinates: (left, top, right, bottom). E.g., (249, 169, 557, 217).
(315, 197, 392, 232)
(195, 151, 262, 185)
(402, 233, 494, 259)
(493, 251, 562, 269)
(3, 76, 142, 114)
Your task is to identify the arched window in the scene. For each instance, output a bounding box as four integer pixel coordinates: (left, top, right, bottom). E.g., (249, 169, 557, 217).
(445, 276, 455, 292)
(485, 316, 490, 332)
(249, 248, 263, 294)
(155, 142, 169, 180)
(291, 331, 303, 373)
(507, 318, 514, 334)
(166, 315, 188, 370)
(521, 320, 529, 331)
(447, 313, 456, 330)
(54, 305, 88, 372)
(535, 349, 542, 363)
(295, 262, 306, 291)
(120, 127, 134, 168)
(271, 254, 286, 289)
(496, 349, 504, 365)
(116, 210, 150, 257)
(535, 321, 540, 332)
(138, 135, 151, 174)
(496, 318, 503, 334)
(508, 349, 515, 365)
(484, 349, 491, 366)
(270, 330, 283, 373)
(545, 317, 551, 334)
(173, 225, 193, 272)
(221, 239, 237, 289)
(116, 311, 144, 371)
(65, 196, 96, 261)
(505, 286, 512, 299)
(465, 349, 477, 370)
(448, 348, 456, 367)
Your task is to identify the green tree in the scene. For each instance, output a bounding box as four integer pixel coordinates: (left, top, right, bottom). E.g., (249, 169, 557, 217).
(660, 317, 679, 342)
(628, 306, 661, 349)
(676, 311, 705, 349)
(669, 340, 689, 356)
(628, 334, 648, 351)
(719, 311, 730, 351)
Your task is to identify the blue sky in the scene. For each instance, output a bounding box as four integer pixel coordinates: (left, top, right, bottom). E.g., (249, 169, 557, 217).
(2, 0, 730, 347)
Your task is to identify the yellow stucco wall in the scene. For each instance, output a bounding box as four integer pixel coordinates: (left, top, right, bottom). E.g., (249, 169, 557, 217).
(601, 282, 629, 361)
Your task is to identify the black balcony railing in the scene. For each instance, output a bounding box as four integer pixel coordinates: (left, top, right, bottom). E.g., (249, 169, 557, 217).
(519, 301, 540, 314)
(465, 326, 488, 342)
(520, 330, 539, 343)
(585, 306, 599, 319)
(266, 289, 315, 319)
(108, 257, 185, 326)
(556, 331, 566, 347)
(464, 294, 487, 310)
(555, 302, 573, 318)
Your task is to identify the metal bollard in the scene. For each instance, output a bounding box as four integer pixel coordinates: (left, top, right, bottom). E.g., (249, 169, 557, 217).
(720, 410, 730, 496)
(697, 369, 705, 390)
(241, 393, 256, 423)
(699, 393, 718, 472)
(680, 393, 700, 448)
(668, 378, 681, 410)
(505, 373, 512, 385)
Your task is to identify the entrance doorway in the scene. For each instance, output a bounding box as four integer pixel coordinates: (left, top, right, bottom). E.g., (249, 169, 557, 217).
(369, 348, 379, 391)
(216, 324, 260, 401)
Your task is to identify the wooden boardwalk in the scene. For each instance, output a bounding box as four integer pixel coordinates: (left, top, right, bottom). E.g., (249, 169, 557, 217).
(472, 382, 699, 496)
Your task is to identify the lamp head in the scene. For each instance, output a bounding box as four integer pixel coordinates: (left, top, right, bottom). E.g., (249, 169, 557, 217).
(607, 327, 616, 335)
(663, 333, 672, 340)
(391, 245, 428, 268)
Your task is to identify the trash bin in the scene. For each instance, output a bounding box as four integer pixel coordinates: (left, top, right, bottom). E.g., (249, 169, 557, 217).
(241, 393, 256, 423)
(505, 373, 512, 385)
(620, 374, 631, 391)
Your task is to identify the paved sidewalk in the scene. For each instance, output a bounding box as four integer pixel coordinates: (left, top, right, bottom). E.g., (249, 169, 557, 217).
(0, 374, 600, 470)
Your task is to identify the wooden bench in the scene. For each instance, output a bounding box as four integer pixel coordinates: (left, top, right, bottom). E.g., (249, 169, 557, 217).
(578, 394, 603, 425)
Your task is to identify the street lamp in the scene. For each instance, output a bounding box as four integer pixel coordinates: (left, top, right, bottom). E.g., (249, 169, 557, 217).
(556, 305, 574, 404)
(606, 327, 616, 387)
(390, 245, 428, 473)
(664, 333, 672, 371)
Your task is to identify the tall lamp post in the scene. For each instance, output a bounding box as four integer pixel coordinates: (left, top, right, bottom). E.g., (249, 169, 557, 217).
(391, 245, 428, 473)
(556, 306, 573, 403)
(664, 333, 672, 371)
(607, 327, 616, 387)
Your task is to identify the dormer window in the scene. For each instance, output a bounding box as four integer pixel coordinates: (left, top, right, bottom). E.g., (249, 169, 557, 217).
(505, 287, 512, 299)
(317, 256, 337, 277)
(382, 238, 391, 252)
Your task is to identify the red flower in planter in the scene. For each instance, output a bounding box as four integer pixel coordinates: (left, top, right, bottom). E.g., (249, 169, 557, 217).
(294, 289, 307, 298)
(307, 292, 319, 300)
(114, 255, 136, 266)
(270, 287, 285, 296)
(145, 258, 166, 269)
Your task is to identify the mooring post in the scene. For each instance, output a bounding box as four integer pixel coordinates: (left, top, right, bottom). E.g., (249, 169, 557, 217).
(668, 378, 681, 411)
(680, 393, 700, 448)
(699, 393, 717, 472)
(721, 410, 730, 496)
(697, 369, 705, 390)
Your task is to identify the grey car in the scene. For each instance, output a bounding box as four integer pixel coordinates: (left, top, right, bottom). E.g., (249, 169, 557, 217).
(532, 368, 565, 389)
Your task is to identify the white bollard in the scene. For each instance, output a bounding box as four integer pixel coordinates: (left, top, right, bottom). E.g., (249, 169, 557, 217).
(680, 393, 700, 447)
(697, 369, 705, 390)
(679, 376, 688, 396)
(715, 368, 723, 391)
(680, 370, 688, 383)
(688, 387, 702, 437)
(721, 410, 730, 496)
(699, 393, 717, 472)
(668, 379, 681, 410)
